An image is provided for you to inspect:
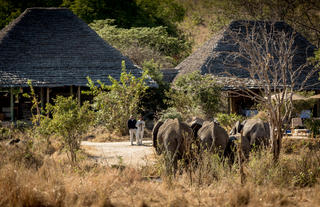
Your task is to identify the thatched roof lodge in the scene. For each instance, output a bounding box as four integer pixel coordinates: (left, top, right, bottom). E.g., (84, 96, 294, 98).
(0, 8, 145, 121)
(174, 20, 319, 116)
(175, 20, 318, 88)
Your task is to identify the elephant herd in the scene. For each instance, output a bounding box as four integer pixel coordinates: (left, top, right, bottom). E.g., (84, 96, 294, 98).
(152, 118, 270, 171)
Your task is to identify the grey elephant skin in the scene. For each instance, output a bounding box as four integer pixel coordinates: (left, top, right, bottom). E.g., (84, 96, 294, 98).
(197, 121, 229, 156)
(231, 118, 270, 158)
(152, 118, 194, 170)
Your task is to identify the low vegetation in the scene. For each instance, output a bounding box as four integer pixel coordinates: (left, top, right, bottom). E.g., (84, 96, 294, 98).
(90, 20, 191, 67)
(165, 71, 222, 120)
(86, 61, 149, 135)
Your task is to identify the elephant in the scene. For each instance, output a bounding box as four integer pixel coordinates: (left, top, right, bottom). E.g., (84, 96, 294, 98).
(189, 118, 204, 140)
(223, 136, 238, 165)
(230, 118, 270, 159)
(197, 121, 229, 156)
(152, 118, 194, 172)
(152, 120, 164, 154)
(189, 118, 205, 153)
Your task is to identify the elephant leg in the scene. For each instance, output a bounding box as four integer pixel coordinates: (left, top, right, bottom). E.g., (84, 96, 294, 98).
(241, 135, 250, 160)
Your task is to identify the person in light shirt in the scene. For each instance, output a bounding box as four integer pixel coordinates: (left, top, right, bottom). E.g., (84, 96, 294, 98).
(136, 116, 145, 145)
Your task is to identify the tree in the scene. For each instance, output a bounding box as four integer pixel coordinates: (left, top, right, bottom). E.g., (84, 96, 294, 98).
(220, 21, 319, 161)
(166, 71, 222, 119)
(207, 0, 320, 47)
(90, 20, 191, 67)
(0, 0, 62, 29)
(87, 61, 149, 135)
(46, 96, 93, 163)
(216, 113, 244, 131)
(139, 60, 170, 114)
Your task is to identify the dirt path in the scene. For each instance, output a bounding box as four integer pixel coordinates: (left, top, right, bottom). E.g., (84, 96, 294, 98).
(81, 140, 156, 167)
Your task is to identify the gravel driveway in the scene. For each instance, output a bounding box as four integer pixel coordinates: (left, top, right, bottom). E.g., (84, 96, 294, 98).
(81, 140, 155, 167)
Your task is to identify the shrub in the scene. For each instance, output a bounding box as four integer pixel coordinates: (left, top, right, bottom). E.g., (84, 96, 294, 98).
(88, 61, 149, 135)
(157, 107, 182, 121)
(166, 71, 222, 119)
(46, 96, 94, 163)
(304, 118, 320, 138)
(90, 20, 191, 66)
(216, 113, 244, 131)
(0, 126, 13, 140)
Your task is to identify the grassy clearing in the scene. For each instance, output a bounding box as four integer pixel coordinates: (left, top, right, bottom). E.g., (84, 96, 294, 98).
(1, 131, 320, 206)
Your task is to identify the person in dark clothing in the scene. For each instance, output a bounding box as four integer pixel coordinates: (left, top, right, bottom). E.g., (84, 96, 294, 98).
(128, 115, 137, 145)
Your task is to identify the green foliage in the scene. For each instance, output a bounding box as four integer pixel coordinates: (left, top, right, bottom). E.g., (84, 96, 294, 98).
(135, 0, 185, 33)
(203, 0, 320, 46)
(88, 61, 149, 135)
(64, 0, 184, 30)
(166, 71, 222, 119)
(157, 107, 182, 121)
(140, 60, 170, 113)
(0, 0, 63, 29)
(216, 113, 244, 131)
(22, 80, 41, 124)
(0, 125, 12, 140)
(292, 91, 316, 117)
(0, 0, 184, 31)
(312, 49, 320, 72)
(141, 59, 164, 86)
(304, 119, 320, 138)
(90, 20, 191, 66)
(45, 96, 93, 163)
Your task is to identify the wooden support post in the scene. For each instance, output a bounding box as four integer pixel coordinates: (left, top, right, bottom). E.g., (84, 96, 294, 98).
(10, 87, 14, 122)
(227, 93, 230, 114)
(40, 87, 44, 111)
(317, 99, 320, 117)
(46, 88, 50, 117)
(77, 86, 81, 104)
(46, 88, 50, 104)
(70, 85, 73, 96)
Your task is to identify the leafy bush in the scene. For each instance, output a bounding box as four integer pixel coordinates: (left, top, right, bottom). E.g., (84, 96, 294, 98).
(0, 126, 13, 140)
(157, 107, 182, 121)
(139, 60, 170, 114)
(166, 71, 222, 119)
(90, 20, 191, 66)
(46, 96, 93, 163)
(88, 61, 149, 135)
(216, 113, 244, 131)
(304, 118, 320, 138)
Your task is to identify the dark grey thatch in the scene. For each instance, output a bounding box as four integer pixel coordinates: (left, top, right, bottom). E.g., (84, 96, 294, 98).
(175, 20, 319, 89)
(0, 8, 144, 87)
(160, 69, 179, 83)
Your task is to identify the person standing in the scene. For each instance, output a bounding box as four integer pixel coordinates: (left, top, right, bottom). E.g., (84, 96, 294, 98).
(136, 116, 145, 145)
(128, 115, 137, 145)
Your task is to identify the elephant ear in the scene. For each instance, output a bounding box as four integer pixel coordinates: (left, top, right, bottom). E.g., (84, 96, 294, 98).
(152, 120, 164, 149)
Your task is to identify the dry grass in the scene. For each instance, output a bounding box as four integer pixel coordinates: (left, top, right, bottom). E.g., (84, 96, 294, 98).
(1, 133, 320, 206)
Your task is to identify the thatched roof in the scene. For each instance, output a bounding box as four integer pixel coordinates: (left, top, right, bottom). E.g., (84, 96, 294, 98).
(160, 69, 179, 83)
(175, 20, 319, 89)
(0, 8, 145, 87)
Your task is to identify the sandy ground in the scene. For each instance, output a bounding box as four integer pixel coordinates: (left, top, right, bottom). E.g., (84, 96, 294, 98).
(81, 140, 156, 167)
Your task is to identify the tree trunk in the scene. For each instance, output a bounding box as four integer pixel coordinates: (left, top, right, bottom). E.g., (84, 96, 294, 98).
(270, 120, 282, 162)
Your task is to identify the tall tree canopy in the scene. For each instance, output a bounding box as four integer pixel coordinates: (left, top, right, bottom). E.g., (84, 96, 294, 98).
(0, 0, 184, 34)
